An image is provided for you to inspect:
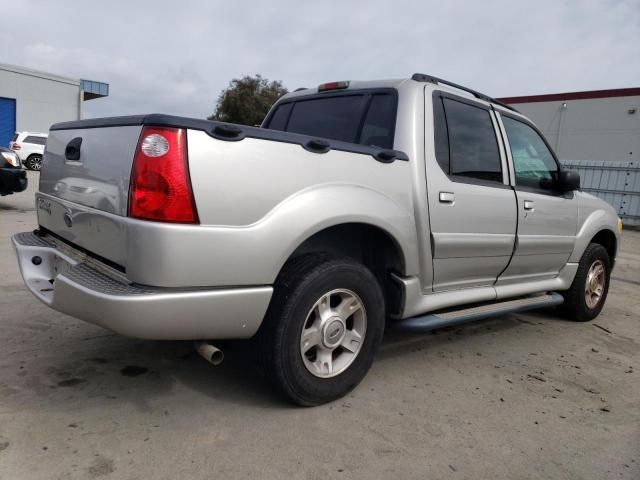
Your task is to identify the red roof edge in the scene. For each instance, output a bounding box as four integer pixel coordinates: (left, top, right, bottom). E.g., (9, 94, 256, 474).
(497, 88, 640, 104)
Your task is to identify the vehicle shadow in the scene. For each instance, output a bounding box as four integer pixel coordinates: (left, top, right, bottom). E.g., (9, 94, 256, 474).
(379, 306, 566, 360)
(3, 307, 568, 412)
(168, 340, 290, 409)
(1, 333, 286, 412)
(0, 202, 29, 213)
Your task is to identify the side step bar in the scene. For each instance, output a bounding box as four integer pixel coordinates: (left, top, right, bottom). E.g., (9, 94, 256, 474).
(394, 293, 564, 333)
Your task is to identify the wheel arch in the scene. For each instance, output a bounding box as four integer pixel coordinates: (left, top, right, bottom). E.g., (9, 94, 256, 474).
(277, 222, 408, 317)
(569, 205, 620, 265)
(590, 229, 617, 266)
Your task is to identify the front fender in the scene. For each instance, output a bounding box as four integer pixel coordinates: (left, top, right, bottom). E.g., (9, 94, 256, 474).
(569, 194, 620, 263)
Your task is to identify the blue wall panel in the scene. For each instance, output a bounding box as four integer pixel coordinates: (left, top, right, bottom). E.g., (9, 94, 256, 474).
(0, 97, 17, 148)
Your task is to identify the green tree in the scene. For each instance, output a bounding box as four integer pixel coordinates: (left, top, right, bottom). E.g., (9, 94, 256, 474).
(208, 74, 288, 126)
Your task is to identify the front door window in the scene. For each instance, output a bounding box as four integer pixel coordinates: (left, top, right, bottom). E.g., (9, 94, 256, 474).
(501, 116, 559, 191)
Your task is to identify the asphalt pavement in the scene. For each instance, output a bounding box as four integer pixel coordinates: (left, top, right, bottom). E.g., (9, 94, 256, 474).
(0, 171, 638, 480)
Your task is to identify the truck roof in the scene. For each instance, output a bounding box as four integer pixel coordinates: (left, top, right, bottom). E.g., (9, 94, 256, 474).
(281, 78, 410, 100)
(281, 74, 519, 115)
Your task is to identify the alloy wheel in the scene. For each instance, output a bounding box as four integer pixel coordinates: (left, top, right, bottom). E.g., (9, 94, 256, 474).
(585, 259, 606, 309)
(299, 289, 367, 378)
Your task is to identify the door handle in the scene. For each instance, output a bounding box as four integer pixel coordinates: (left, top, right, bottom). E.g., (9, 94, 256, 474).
(524, 200, 535, 211)
(439, 192, 455, 204)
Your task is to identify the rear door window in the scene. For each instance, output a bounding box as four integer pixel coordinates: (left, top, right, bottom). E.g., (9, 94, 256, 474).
(434, 96, 503, 183)
(24, 136, 47, 145)
(433, 96, 450, 174)
(266, 92, 397, 149)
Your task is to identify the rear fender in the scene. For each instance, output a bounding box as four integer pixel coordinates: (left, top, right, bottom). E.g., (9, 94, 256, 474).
(124, 184, 418, 287)
(267, 184, 418, 279)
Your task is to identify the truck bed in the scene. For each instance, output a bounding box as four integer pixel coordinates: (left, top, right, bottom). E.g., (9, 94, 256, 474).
(37, 115, 413, 287)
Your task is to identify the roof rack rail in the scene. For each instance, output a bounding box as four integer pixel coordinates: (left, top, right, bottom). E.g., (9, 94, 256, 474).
(411, 73, 518, 112)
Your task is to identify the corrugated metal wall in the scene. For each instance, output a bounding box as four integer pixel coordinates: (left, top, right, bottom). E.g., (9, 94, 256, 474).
(561, 160, 640, 227)
(504, 95, 640, 164)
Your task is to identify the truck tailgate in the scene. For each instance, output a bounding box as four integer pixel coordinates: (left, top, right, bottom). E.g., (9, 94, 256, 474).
(37, 125, 142, 268)
(40, 125, 142, 216)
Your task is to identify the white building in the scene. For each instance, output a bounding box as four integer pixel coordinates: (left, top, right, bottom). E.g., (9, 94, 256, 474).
(0, 63, 108, 147)
(498, 88, 640, 163)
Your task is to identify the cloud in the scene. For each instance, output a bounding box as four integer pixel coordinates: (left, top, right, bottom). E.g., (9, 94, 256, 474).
(1, 0, 638, 119)
(20, 42, 207, 115)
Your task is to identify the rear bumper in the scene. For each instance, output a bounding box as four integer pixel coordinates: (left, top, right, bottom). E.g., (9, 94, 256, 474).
(0, 168, 27, 195)
(12, 232, 272, 340)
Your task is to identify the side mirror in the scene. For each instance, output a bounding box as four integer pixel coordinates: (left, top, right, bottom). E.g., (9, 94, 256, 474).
(558, 170, 580, 192)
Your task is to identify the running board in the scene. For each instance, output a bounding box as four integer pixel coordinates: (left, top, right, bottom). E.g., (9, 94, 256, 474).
(394, 293, 564, 333)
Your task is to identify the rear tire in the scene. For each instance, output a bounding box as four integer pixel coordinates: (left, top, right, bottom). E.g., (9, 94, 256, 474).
(258, 254, 385, 406)
(27, 155, 42, 171)
(559, 243, 611, 322)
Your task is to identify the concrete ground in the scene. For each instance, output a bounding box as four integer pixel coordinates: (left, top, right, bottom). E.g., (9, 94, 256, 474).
(1, 171, 638, 480)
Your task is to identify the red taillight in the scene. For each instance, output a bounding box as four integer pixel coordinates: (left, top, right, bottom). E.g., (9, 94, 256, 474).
(11, 143, 21, 150)
(129, 127, 199, 224)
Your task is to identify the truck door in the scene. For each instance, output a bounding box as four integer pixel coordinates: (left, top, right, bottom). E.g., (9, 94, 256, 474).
(427, 92, 518, 291)
(495, 112, 578, 283)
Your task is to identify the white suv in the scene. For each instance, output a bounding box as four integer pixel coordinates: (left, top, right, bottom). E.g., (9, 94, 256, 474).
(11, 132, 48, 170)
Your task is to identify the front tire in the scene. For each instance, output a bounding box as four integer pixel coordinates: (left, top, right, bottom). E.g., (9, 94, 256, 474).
(559, 243, 611, 322)
(258, 254, 385, 406)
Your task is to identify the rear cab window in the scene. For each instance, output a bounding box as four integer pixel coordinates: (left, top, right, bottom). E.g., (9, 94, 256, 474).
(264, 90, 397, 149)
(267, 103, 292, 131)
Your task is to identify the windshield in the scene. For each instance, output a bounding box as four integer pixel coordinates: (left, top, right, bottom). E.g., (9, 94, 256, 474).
(264, 91, 397, 149)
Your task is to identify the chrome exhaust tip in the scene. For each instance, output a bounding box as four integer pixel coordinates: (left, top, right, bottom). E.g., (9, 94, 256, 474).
(195, 341, 224, 366)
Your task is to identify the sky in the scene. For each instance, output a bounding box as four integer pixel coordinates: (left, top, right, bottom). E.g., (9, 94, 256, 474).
(1, 0, 638, 119)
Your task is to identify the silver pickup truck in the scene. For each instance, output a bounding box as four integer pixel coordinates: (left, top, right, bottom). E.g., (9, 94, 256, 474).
(12, 74, 621, 405)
